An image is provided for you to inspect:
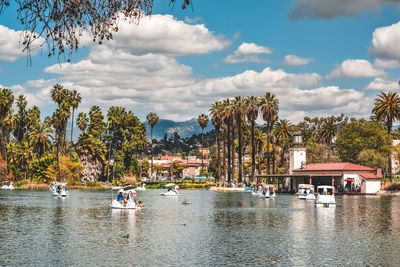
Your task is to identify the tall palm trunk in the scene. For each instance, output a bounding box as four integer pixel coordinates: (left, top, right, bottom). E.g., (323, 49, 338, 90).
(231, 127, 235, 181)
(216, 129, 221, 181)
(106, 131, 113, 182)
(201, 128, 204, 174)
(223, 129, 226, 180)
(266, 129, 271, 174)
(238, 120, 243, 183)
(227, 125, 232, 185)
(150, 126, 154, 179)
(251, 120, 256, 181)
(70, 108, 75, 144)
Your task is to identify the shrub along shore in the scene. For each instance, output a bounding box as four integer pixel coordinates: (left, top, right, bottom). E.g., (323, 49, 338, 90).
(13, 180, 216, 190)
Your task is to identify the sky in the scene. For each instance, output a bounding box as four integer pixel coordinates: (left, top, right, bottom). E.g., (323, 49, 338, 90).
(1, 0, 400, 123)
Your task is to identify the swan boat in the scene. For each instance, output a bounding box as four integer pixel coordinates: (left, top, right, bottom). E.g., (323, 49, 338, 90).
(315, 185, 336, 207)
(49, 182, 70, 197)
(297, 184, 316, 200)
(0, 181, 14, 190)
(135, 183, 146, 191)
(252, 184, 276, 198)
(160, 183, 181, 196)
(111, 186, 143, 209)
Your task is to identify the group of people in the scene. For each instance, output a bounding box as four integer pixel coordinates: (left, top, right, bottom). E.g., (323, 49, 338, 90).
(117, 190, 135, 205)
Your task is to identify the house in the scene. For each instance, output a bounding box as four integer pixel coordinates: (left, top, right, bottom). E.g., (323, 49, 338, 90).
(292, 162, 382, 194)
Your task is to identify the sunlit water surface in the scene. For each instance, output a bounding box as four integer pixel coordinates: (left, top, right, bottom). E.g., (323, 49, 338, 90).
(1, 190, 400, 266)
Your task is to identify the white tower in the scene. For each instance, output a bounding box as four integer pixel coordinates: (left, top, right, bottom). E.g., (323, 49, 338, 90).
(289, 135, 306, 174)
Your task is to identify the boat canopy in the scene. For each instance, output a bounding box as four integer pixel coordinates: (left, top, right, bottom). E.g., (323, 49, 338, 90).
(317, 185, 334, 189)
(298, 184, 313, 189)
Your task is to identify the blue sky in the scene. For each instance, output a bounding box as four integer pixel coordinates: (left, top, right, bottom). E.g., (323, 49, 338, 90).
(1, 0, 400, 122)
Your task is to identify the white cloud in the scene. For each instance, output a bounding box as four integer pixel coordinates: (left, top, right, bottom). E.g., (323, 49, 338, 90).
(82, 14, 229, 56)
(224, 42, 272, 64)
(290, 0, 400, 20)
(371, 21, 400, 61)
(327, 59, 385, 79)
(8, 15, 371, 123)
(283, 54, 312, 66)
(373, 58, 400, 69)
(365, 78, 400, 90)
(0, 25, 25, 62)
(184, 16, 204, 25)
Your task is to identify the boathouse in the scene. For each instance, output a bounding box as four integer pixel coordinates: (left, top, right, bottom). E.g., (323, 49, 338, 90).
(292, 162, 382, 194)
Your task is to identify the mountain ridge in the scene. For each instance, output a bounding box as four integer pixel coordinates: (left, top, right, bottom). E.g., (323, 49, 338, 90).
(145, 118, 214, 140)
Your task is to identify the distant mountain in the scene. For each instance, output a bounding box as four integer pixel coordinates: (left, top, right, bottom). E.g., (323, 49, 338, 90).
(145, 118, 214, 140)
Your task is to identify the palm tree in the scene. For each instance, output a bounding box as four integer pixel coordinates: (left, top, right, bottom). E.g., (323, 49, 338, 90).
(106, 106, 126, 181)
(273, 119, 294, 170)
(233, 96, 246, 183)
(197, 113, 209, 174)
(28, 121, 52, 156)
(15, 94, 27, 142)
(221, 99, 234, 184)
(260, 92, 279, 174)
(317, 116, 337, 148)
(146, 112, 159, 179)
(26, 106, 41, 132)
(0, 88, 15, 159)
(210, 101, 223, 181)
(372, 91, 400, 181)
(245, 96, 260, 181)
(69, 89, 82, 144)
(50, 84, 66, 106)
(76, 112, 89, 132)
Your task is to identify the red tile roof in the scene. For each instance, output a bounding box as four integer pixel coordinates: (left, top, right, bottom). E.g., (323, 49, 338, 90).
(359, 173, 379, 179)
(293, 162, 375, 172)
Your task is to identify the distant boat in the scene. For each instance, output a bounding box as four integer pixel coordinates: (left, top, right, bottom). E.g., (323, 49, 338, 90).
(252, 184, 276, 198)
(160, 183, 181, 196)
(135, 183, 146, 191)
(0, 181, 14, 190)
(49, 182, 70, 197)
(315, 186, 336, 207)
(297, 184, 316, 200)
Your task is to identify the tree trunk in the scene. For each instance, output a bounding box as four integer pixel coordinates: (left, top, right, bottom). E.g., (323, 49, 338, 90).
(70, 108, 75, 144)
(106, 134, 113, 182)
(231, 127, 235, 181)
(251, 120, 255, 182)
(150, 126, 153, 179)
(201, 128, 204, 174)
(266, 129, 270, 175)
(223, 129, 226, 181)
(238, 120, 243, 183)
(216, 129, 220, 181)
(227, 125, 232, 185)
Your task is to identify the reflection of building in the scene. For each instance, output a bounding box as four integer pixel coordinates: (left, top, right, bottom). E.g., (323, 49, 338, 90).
(293, 162, 382, 194)
(151, 155, 209, 179)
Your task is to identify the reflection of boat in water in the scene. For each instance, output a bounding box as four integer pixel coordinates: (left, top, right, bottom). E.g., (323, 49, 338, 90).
(1, 181, 14, 190)
(160, 183, 181, 196)
(315, 186, 336, 207)
(49, 182, 70, 197)
(135, 183, 146, 191)
(209, 183, 250, 193)
(252, 184, 276, 198)
(111, 186, 144, 209)
(297, 184, 316, 200)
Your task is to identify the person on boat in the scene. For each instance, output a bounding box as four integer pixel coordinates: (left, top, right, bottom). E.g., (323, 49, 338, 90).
(117, 191, 124, 202)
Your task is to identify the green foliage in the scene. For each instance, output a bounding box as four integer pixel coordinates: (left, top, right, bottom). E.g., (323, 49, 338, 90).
(336, 120, 392, 165)
(357, 149, 387, 169)
(30, 153, 55, 182)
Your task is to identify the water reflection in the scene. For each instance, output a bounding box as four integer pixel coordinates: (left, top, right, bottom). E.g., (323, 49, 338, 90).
(1, 190, 400, 266)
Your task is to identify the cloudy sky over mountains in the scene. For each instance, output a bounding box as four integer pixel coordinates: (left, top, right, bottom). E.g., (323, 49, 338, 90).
(1, 0, 400, 122)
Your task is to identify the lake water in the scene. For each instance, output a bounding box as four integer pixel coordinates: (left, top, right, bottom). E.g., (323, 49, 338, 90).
(1, 189, 400, 266)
